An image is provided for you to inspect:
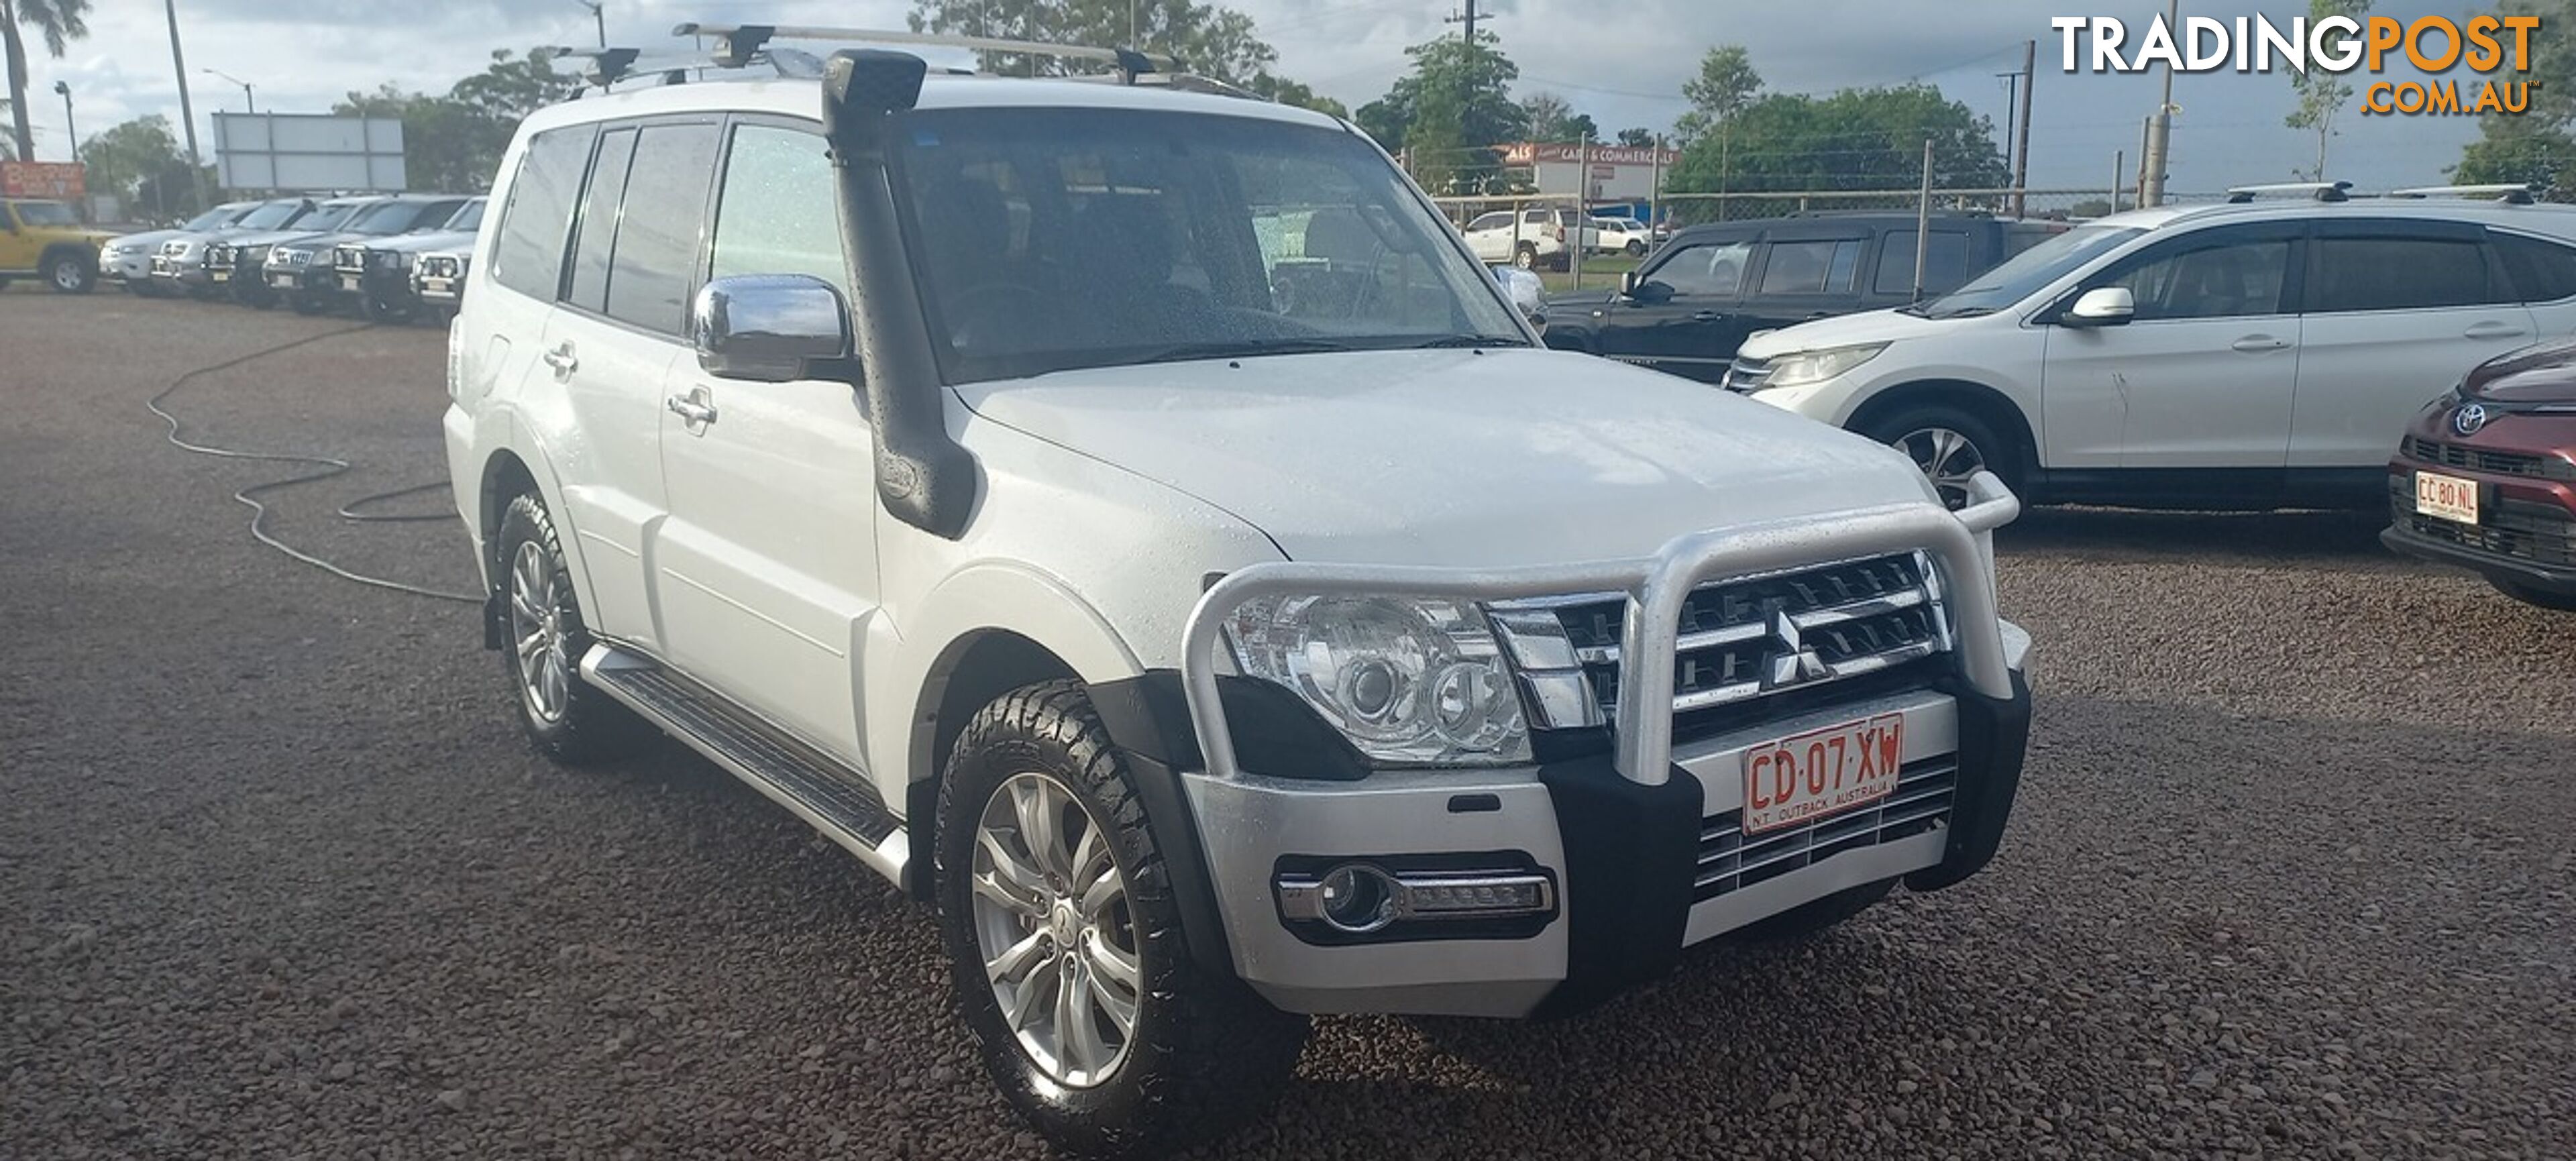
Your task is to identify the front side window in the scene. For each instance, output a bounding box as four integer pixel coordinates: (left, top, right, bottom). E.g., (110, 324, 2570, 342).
(2104, 240, 2292, 320)
(709, 123, 848, 294)
(1917, 223, 2144, 319)
(1758, 239, 1864, 296)
(493, 125, 597, 300)
(2308, 235, 2500, 313)
(1465, 212, 1509, 233)
(603, 122, 720, 334)
(12, 201, 75, 227)
(1651, 240, 1752, 296)
(894, 108, 1523, 383)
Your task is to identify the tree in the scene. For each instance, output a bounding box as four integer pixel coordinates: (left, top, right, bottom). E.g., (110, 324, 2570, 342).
(1615, 127, 1658, 148)
(1519, 92, 1597, 143)
(2284, 0, 2371, 180)
(2, 0, 89, 163)
(1354, 30, 1527, 193)
(1663, 85, 2006, 218)
(1246, 71, 1348, 120)
(907, 0, 1277, 87)
(1674, 44, 1761, 146)
(328, 51, 578, 195)
(2456, 0, 2576, 198)
(77, 115, 186, 209)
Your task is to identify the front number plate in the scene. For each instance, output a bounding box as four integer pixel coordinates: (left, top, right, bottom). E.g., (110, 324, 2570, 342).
(339, 274, 364, 292)
(1742, 714, 1904, 836)
(2416, 470, 2480, 524)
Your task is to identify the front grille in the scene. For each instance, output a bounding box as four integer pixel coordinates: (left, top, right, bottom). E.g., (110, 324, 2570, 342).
(2389, 477, 2576, 567)
(2404, 435, 2566, 480)
(207, 243, 233, 267)
(421, 256, 461, 278)
(333, 245, 367, 273)
(1721, 357, 1773, 394)
(1495, 553, 1951, 741)
(1695, 755, 1956, 902)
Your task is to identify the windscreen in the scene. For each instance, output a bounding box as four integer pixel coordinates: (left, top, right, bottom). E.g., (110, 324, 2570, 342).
(183, 205, 242, 231)
(237, 201, 307, 230)
(13, 201, 76, 226)
(1913, 225, 2143, 319)
(445, 201, 486, 232)
(894, 107, 1523, 383)
(295, 204, 360, 233)
(347, 201, 447, 235)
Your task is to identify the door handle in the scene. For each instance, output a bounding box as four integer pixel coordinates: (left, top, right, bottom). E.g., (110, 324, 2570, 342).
(1691, 311, 1721, 323)
(2464, 322, 2528, 341)
(665, 394, 718, 426)
(2230, 336, 2290, 353)
(541, 343, 578, 374)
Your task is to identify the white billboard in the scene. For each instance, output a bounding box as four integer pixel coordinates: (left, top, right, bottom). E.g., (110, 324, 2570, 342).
(213, 113, 407, 192)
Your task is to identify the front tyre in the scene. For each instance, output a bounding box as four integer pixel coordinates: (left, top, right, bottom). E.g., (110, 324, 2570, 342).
(46, 252, 95, 294)
(938, 681, 1308, 1160)
(289, 290, 329, 316)
(1860, 404, 2017, 512)
(494, 493, 652, 765)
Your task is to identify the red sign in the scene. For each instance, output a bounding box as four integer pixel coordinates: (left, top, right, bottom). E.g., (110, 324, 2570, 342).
(1, 161, 85, 199)
(1500, 142, 1680, 167)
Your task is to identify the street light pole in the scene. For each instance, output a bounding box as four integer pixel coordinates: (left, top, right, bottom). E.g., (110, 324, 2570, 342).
(163, 0, 212, 211)
(52, 80, 76, 163)
(202, 68, 254, 113)
(573, 0, 606, 48)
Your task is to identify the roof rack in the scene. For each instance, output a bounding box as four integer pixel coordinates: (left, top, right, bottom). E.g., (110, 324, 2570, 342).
(673, 22, 1177, 84)
(2226, 181, 2351, 204)
(541, 44, 824, 88)
(2388, 183, 2539, 205)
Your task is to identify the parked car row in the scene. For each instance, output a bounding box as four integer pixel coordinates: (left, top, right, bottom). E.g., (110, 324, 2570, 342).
(1524, 186, 2576, 612)
(92, 192, 482, 323)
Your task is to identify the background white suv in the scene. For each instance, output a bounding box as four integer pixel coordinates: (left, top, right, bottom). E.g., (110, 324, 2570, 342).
(1730, 188, 2576, 508)
(1461, 205, 1599, 270)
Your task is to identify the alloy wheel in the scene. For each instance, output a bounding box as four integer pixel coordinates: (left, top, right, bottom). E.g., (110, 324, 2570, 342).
(506, 540, 572, 723)
(1893, 426, 1988, 510)
(969, 771, 1142, 1089)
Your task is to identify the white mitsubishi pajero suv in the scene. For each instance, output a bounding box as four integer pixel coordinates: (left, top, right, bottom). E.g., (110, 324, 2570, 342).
(443, 32, 2034, 1158)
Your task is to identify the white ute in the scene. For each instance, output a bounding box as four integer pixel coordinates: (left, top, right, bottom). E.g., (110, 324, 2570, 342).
(442, 28, 2035, 1158)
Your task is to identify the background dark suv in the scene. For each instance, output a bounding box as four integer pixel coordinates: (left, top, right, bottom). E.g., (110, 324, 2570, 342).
(1541, 212, 2066, 382)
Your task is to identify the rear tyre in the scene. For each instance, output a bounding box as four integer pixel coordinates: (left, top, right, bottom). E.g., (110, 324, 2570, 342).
(494, 493, 653, 766)
(1625, 239, 1648, 257)
(938, 681, 1309, 1160)
(1859, 404, 2018, 511)
(1513, 242, 1538, 270)
(1731, 878, 1896, 942)
(45, 252, 95, 294)
(2489, 577, 2576, 612)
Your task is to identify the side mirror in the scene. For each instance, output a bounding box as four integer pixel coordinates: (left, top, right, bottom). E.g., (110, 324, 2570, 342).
(2063, 286, 2136, 327)
(1492, 265, 1547, 330)
(1619, 269, 1644, 298)
(692, 274, 853, 383)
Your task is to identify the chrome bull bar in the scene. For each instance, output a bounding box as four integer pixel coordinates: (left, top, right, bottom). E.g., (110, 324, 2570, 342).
(1180, 472, 2022, 786)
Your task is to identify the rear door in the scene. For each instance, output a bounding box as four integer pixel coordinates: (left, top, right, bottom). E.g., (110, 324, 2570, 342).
(2040, 221, 2304, 469)
(649, 117, 880, 770)
(2289, 219, 2537, 467)
(1591, 231, 1754, 380)
(1866, 225, 1978, 309)
(1735, 225, 1871, 341)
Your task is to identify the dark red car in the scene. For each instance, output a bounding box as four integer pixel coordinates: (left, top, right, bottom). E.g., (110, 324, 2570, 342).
(2384, 340, 2576, 611)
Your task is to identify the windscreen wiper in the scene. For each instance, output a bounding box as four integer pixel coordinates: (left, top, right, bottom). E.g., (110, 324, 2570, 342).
(1414, 334, 1533, 349)
(1132, 338, 1360, 365)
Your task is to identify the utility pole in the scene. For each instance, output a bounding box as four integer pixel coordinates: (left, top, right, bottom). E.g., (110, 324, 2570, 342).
(2136, 117, 2152, 208)
(2112, 150, 2124, 212)
(1446, 0, 1479, 46)
(2143, 0, 2178, 205)
(163, 0, 211, 212)
(572, 0, 605, 48)
(2012, 39, 2035, 218)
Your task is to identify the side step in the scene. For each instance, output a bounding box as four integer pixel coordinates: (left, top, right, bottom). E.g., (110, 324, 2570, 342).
(581, 645, 909, 885)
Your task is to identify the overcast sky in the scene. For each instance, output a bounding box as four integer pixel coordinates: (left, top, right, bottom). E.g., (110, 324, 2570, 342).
(28, 0, 2491, 197)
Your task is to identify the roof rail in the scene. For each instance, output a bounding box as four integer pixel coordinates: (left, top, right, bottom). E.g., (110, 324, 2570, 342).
(2226, 180, 2351, 204)
(540, 44, 824, 88)
(674, 22, 1176, 83)
(2388, 183, 2539, 205)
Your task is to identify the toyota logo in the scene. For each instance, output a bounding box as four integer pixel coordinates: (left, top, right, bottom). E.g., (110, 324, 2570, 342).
(2453, 402, 2491, 437)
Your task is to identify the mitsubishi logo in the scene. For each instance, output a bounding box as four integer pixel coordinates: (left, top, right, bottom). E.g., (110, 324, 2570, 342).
(1763, 602, 1832, 690)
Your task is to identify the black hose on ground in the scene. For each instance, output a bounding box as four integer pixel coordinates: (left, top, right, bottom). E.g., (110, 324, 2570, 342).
(145, 325, 482, 605)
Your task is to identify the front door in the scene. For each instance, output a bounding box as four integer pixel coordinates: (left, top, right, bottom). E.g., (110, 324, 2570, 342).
(2041, 223, 2304, 471)
(651, 118, 881, 771)
(1594, 235, 1754, 382)
(2289, 220, 2538, 468)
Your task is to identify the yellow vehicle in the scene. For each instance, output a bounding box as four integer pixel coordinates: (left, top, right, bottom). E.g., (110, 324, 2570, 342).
(0, 198, 115, 294)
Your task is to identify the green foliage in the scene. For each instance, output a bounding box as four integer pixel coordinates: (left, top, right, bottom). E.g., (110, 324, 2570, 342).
(1520, 93, 1597, 144)
(1355, 31, 1527, 194)
(76, 114, 218, 217)
(2284, 0, 2371, 180)
(1664, 84, 2006, 214)
(4, 0, 92, 162)
(907, 0, 1275, 86)
(1615, 127, 1658, 148)
(1246, 71, 1349, 120)
(2456, 0, 2576, 197)
(327, 50, 578, 194)
(1673, 44, 1761, 146)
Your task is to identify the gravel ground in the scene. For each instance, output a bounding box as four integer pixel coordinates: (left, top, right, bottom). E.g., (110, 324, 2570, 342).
(3, 288, 2570, 1160)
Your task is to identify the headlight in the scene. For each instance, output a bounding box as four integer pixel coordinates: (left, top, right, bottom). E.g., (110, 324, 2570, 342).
(1762, 343, 1890, 389)
(1224, 596, 1529, 767)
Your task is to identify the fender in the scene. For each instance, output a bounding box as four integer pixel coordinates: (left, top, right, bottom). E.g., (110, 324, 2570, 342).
(468, 404, 608, 630)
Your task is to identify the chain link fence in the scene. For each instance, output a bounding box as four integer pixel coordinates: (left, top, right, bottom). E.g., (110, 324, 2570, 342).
(1429, 188, 2231, 232)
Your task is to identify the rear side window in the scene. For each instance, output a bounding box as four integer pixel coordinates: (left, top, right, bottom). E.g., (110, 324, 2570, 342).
(2308, 235, 2502, 313)
(2493, 231, 2576, 302)
(491, 125, 596, 300)
(1759, 239, 1863, 295)
(566, 127, 639, 313)
(1872, 231, 1972, 296)
(710, 124, 849, 294)
(604, 123, 722, 334)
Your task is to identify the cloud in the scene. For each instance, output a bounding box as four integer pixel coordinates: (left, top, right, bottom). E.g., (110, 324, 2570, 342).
(18, 0, 2487, 193)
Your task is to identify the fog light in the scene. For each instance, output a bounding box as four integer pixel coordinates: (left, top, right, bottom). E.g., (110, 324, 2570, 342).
(1277, 863, 1556, 938)
(1316, 865, 1397, 934)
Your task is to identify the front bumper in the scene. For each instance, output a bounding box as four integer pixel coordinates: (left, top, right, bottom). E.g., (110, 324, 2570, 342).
(262, 262, 335, 296)
(1135, 473, 2030, 1018)
(101, 252, 152, 284)
(2382, 463, 2576, 596)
